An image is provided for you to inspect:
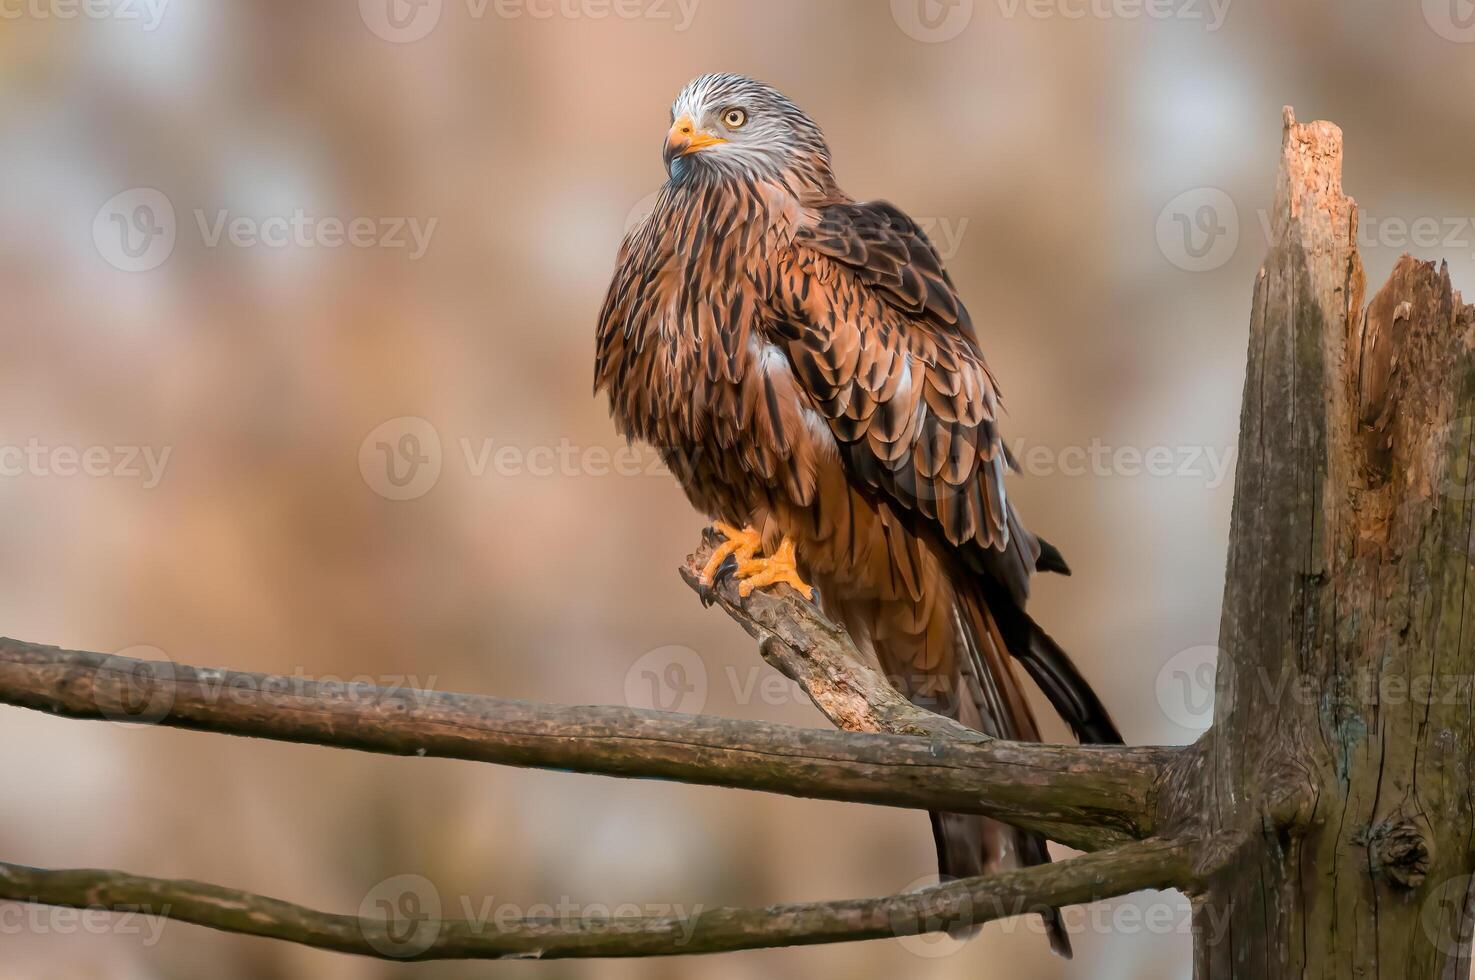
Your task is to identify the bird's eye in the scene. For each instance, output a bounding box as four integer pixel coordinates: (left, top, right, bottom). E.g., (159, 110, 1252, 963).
(722, 108, 748, 129)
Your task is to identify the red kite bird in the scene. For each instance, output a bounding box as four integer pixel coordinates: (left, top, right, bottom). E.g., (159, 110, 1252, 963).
(595, 73, 1120, 956)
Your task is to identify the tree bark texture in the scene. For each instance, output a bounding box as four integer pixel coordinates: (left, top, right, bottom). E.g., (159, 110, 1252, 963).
(1195, 107, 1475, 978)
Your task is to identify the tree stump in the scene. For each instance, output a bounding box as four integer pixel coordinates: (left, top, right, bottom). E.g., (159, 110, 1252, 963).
(1195, 107, 1475, 978)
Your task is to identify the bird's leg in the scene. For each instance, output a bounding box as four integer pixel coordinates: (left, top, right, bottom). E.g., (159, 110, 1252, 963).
(699, 522, 762, 586)
(733, 536, 814, 601)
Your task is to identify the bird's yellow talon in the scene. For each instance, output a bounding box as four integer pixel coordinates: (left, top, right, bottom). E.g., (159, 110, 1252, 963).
(734, 538, 814, 601)
(700, 527, 814, 600)
(700, 522, 761, 585)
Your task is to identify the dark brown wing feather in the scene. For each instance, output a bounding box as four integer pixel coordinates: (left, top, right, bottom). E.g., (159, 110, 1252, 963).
(769, 200, 1122, 958)
(775, 199, 1120, 746)
(797, 200, 968, 328)
(777, 200, 1045, 605)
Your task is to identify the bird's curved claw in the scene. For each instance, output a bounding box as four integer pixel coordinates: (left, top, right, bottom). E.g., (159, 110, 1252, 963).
(697, 553, 740, 607)
(699, 523, 762, 588)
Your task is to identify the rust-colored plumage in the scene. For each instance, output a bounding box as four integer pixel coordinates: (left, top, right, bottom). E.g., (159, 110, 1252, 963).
(596, 74, 1119, 956)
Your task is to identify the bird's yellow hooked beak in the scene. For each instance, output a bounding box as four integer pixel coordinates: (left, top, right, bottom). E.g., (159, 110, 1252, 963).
(664, 114, 726, 165)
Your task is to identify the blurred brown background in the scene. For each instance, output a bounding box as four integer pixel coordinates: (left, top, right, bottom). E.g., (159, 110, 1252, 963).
(3, 0, 1475, 977)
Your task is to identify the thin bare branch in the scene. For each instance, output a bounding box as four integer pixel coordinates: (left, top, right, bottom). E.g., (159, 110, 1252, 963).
(0, 637, 1160, 850)
(0, 838, 1201, 960)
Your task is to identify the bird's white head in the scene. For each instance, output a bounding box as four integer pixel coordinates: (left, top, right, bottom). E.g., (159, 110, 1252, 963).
(663, 73, 834, 191)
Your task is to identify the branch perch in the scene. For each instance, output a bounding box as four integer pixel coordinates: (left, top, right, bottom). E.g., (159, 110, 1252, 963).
(0, 492, 1187, 962)
(680, 535, 983, 740)
(0, 838, 1201, 960)
(679, 537, 1176, 845)
(0, 637, 1160, 850)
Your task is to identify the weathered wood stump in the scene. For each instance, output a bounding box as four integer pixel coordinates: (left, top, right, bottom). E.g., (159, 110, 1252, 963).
(1193, 107, 1475, 977)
